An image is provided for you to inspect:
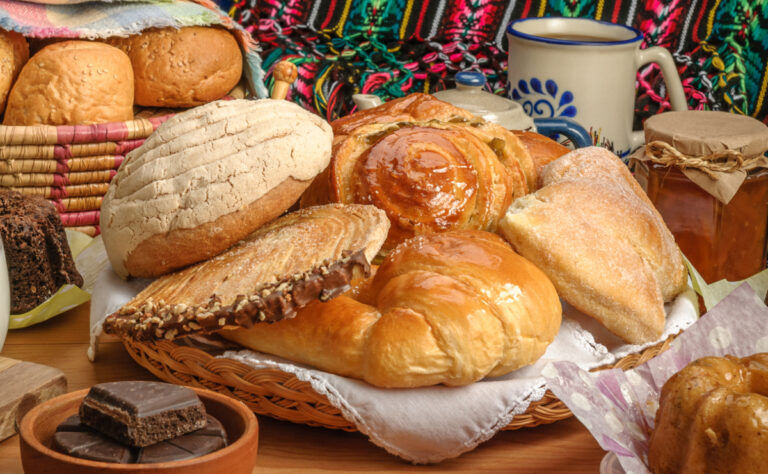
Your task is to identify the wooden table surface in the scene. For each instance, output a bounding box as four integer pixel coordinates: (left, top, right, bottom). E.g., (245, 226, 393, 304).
(0, 303, 605, 473)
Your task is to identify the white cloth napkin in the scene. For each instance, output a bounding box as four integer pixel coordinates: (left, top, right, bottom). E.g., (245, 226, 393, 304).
(87, 234, 698, 463)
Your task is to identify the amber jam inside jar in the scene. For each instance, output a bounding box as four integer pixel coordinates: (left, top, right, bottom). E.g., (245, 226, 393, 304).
(636, 162, 768, 283)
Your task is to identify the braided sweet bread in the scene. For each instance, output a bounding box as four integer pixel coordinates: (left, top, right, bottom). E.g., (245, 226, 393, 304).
(221, 230, 562, 388)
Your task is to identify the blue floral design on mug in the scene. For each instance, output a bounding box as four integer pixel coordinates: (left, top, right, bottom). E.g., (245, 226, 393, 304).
(511, 78, 577, 120)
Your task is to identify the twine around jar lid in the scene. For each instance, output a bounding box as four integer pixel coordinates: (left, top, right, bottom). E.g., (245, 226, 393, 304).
(633, 111, 768, 204)
(643, 111, 768, 175)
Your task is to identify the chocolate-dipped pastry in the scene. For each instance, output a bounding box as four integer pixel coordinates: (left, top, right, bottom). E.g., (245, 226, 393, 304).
(103, 204, 390, 342)
(52, 414, 227, 464)
(79, 382, 206, 447)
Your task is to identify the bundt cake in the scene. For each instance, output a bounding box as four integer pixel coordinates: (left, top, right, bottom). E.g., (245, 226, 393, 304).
(648, 354, 768, 474)
(0, 191, 83, 313)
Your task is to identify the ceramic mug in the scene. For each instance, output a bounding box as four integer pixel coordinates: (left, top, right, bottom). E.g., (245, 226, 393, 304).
(506, 17, 687, 157)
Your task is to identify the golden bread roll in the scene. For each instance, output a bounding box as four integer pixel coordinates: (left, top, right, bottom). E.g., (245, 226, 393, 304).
(0, 29, 28, 114)
(650, 354, 768, 474)
(323, 121, 523, 254)
(106, 27, 242, 107)
(511, 130, 570, 185)
(3, 41, 133, 126)
(103, 204, 390, 341)
(303, 93, 541, 208)
(100, 99, 333, 278)
(221, 230, 562, 388)
(332, 92, 474, 143)
(499, 147, 686, 343)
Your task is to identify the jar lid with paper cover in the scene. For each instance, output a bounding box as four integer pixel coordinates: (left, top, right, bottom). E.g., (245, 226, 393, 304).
(632, 110, 768, 283)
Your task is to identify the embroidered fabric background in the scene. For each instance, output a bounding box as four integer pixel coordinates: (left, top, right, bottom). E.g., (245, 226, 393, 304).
(230, 0, 768, 130)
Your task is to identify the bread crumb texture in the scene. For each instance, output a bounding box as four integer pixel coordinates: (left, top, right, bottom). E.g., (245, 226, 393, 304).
(101, 99, 333, 271)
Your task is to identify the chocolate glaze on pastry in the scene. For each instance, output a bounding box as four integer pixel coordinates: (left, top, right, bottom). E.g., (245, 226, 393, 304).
(103, 250, 370, 341)
(0, 191, 83, 313)
(103, 204, 388, 343)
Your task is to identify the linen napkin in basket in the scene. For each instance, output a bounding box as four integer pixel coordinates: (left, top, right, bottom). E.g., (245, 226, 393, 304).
(0, 0, 267, 98)
(86, 234, 699, 463)
(542, 284, 768, 474)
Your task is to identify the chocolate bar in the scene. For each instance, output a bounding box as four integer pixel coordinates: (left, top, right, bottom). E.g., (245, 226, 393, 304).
(79, 381, 206, 447)
(52, 414, 227, 464)
(53, 416, 132, 464)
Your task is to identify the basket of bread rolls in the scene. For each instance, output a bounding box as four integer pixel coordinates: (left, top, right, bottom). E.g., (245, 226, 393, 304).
(89, 82, 692, 446)
(0, 0, 267, 237)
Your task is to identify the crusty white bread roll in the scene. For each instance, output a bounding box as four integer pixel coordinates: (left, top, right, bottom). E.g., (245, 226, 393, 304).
(106, 27, 242, 107)
(103, 204, 389, 341)
(100, 99, 333, 278)
(0, 29, 28, 114)
(499, 147, 686, 344)
(3, 41, 133, 126)
(221, 230, 562, 388)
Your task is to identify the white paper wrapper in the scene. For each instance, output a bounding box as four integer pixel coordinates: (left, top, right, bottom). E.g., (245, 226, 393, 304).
(88, 232, 700, 463)
(543, 283, 768, 474)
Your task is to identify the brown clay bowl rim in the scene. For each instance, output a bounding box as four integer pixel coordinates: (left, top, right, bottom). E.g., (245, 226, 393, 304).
(19, 386, 259, 471)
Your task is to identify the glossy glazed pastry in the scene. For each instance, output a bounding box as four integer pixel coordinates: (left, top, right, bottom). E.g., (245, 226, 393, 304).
(511, 129, 570, 184)
(331, 93, 474, 144)
(221, 230, 562, 388)
(324, 121, 523, 254)
(649, 354, 768, 474)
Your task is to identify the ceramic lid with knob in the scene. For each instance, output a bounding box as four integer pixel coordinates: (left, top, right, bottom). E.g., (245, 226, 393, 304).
(433, 71, 536, 131)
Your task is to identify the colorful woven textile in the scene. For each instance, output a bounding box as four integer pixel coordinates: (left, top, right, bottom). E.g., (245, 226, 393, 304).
(232, 0, 768, 126)
(0, 0, 267, 98)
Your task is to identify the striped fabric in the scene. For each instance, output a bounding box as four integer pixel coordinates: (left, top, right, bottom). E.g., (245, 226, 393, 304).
(233, 0, 768, 127)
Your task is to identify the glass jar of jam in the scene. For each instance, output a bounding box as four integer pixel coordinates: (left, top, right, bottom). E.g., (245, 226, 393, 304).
(632, 111, 768, 284)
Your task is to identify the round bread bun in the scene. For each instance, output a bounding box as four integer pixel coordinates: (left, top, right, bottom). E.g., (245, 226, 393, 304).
(0, 29, 28, 114)
(100, 99, 334, 279)
(107, 27, 242, 107)
(3, 41, 133, 126)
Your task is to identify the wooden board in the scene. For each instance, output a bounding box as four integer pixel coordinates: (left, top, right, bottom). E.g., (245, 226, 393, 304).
(0, 356, 67, 442)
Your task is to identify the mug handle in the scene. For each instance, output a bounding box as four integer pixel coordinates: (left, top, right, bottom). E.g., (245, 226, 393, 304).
(534, 117, 593, 148)
(630, 47, 688, 149)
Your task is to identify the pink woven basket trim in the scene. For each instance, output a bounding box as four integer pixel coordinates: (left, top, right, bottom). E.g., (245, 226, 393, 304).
(56, 122, 131, 144)
(115, 139, 147, 155)
(60, 210, 100, 227)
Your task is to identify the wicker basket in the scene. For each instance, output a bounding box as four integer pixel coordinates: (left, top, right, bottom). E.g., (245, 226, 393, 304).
(122, 335, 675, 432)
(0, 116, 172, 236)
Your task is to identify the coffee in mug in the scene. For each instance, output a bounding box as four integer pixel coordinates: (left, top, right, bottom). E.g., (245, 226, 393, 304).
(506, 17, 687, 158)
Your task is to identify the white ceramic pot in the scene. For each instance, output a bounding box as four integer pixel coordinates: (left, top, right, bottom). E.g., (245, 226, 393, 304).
(507, 17, 687, 157)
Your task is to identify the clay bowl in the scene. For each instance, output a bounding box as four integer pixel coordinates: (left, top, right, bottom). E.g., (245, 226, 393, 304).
(19, 386, 259, 474)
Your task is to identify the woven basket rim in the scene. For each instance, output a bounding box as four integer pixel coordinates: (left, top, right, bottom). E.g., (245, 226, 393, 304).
(121, 333, 675, 432)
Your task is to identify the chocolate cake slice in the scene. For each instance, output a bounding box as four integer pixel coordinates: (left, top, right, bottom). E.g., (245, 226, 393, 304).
(0, 191, 83, 314)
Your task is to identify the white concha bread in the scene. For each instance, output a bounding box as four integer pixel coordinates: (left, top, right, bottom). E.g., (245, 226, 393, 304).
(101, 99, 333, 278)
(499, 146, 687, 344)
